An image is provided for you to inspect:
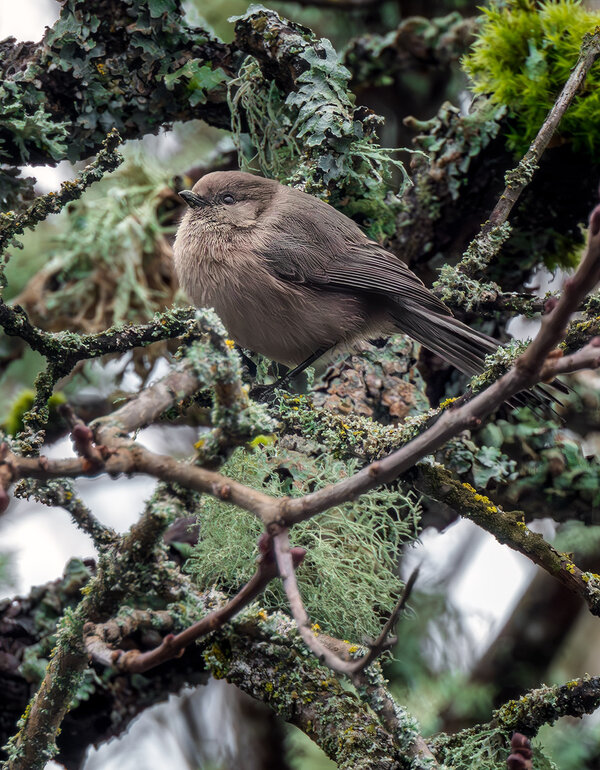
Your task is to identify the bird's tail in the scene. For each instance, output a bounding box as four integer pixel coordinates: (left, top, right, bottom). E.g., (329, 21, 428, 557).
(391, 304, 565, 406)
(392, 305, 498, 376)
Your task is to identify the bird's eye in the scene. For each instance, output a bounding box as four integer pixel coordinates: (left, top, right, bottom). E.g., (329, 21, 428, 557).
(222, 194, 235, 205)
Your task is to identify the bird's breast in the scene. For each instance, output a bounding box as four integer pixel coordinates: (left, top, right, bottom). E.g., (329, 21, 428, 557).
(173, 224, 376, 365)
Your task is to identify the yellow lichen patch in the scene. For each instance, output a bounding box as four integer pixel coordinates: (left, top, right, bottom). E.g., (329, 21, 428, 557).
(249, 434, 275, 448)
(439, 397, 458, 409)
(461, 482, 498, 513)
(225, 339, 235, 348)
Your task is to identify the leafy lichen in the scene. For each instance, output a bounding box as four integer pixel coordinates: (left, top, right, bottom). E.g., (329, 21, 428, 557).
(230, 6, 417, 240)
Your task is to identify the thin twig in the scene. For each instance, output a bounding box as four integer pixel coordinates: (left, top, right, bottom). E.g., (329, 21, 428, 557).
(90, 559, 278, 673)
(274, 530, 416, 677)
(349, 566, 419, 675)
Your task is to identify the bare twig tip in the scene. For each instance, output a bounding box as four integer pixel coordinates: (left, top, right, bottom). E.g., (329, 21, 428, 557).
(544, 296, 559, 314)
(290, 546, 307, 568)
(590, 203, 600, 236)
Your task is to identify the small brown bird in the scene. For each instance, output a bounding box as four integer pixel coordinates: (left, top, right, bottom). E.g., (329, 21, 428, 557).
(173, 171, 520, 389)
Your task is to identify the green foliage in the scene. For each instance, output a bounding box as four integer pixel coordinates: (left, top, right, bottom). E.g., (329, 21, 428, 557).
(478, 409, 600, 516)
(24, 155, 178, 330)
(444, 437, 517, 489)
(3, 389, 66, 436)
(164, 61, 229, 107)
(229, 7, 416, 240)
(0, 83, 69, 163)
(188, 443, 421, 640)
(463, 0, 600, 155)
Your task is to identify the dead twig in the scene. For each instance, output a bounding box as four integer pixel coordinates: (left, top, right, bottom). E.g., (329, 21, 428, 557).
(86, 537, 306, 674)
(273, 530, 417, 677)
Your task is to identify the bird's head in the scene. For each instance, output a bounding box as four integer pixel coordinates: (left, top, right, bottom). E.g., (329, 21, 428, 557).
(178, 171, 279, 232)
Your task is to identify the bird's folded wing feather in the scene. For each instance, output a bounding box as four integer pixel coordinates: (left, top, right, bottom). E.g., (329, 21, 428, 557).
(254, 201, 452, 317)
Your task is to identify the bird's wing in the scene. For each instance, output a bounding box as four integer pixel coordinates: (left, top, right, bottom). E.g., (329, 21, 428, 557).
(254, 191, 452, 316)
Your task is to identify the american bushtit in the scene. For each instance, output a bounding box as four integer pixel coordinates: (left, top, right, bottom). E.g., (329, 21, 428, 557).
(173, 171, 546, 396)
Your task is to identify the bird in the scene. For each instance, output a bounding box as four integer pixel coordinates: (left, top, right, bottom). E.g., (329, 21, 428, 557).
(173, 170, 555, 401)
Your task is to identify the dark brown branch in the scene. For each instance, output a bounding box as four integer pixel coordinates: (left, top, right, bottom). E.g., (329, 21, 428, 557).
(88, 562, 277, 673)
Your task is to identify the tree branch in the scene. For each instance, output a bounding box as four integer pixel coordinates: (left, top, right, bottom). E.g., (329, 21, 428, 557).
(89, 541, 304, 674)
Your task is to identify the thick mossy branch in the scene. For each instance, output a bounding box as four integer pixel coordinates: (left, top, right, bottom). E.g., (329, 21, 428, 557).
(493, 675, 600, 734)
(414, 463, 600, 615)
(0, 1, 234, 166)
(3, 485, 185, 770)
(396, 97, 507, 268)
(432, 675, 600, 768)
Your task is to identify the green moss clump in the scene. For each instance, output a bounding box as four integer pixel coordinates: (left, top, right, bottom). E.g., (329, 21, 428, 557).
(3, 389, 66, 436)
(463, 0, 600, 156)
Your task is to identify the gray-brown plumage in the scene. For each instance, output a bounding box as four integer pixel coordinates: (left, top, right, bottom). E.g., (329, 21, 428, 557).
(173, 171, 509, 382)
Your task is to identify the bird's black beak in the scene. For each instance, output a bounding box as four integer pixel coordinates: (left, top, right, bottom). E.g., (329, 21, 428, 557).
(179, 190, 208, 209)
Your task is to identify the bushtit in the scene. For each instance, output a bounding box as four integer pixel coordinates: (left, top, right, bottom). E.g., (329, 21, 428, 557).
(173, 171, 551, 398)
